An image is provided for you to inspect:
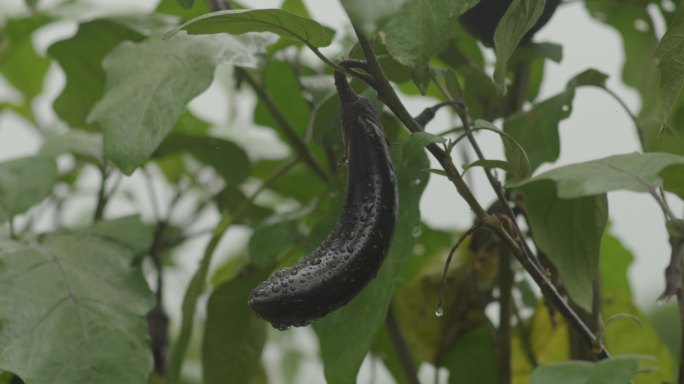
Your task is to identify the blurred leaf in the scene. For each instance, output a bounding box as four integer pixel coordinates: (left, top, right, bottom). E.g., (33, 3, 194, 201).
(311, 92, 343, 154)
(666, 219, 684, 238)
(512, 302, 570, 383)
(169, 9, 335, 48)
(314, 133, 430, 384)
(649, 302, 681, 361)
(156, 0, 212, 19)
(48, 19, 144, 131)
(585, 1, 670, 155)
(0, 16, 52, 108)
(210, 254, 249, 287)
(518, 181, 608, 310)
(599, 231, 633, 298)
(281, 0, 310, 17)
(155, 133, 251, 185)
(503, 87, 574, 172)
(493, 0, 546, 92)
(215, 186, 273, 226)
(178, 0, 193, 8)
(80, 215, 153, 256)
(382, 0, 478, 72)
(0, 233, 154, 384)
(252, 160, 326, 204)
(603, 295, 674, 384)
(0, 156, 56, 224)
(396, 223, 452, 285)
(202, 268, 269, 384)
(340, 0, 406, 33)
(372, 325, 410, 384)
(39, 130, 103, 165)
(585, 0, 659, 116)
(169, 110, 211, 135)
(661, 163, 684, 200)
(442, 325, 497, 384)
(254, 60, 311, 137)
(527, 42, 563, 63)
(512, 152, 684, 200)
(530, 356, 641, 384)
(248, 218, 303, 268)
(568, 68, 609, 88)
(88, 33, 268, 174)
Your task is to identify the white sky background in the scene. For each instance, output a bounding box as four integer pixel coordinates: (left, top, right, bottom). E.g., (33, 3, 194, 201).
(0, 0, 682, 382)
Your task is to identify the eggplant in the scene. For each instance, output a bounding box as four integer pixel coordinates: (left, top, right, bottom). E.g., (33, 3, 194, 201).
(248, 71, 398, 330)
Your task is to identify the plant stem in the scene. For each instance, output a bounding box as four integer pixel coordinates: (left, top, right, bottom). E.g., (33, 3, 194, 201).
(240, 70, 329, 183)
(93, 164, 109, 222)
(352, 27, 609, 360)
(386, 305, 420, 384)
(148, 220, 170, 376)
(512, 301, 538, 367)
(497, 248, 513, 384)
(167, 157, 297, 383)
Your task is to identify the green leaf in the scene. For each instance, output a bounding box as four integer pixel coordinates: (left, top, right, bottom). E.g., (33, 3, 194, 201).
(202, 268, 268, 384)
(0, 156, 57, 224)
(281, 0, 310, 17)
(512, 152, 684, 200)
(248, 219, 302, 268)
(168, 9, 335, 48)
(340, 0, 406, 33)
(527, 41, 563, 63)
(402, 131, 446, 164)
(568, 68, 609, 88)
(0, 16, 52, 106)
(177, 0, 193, 8)
(88, 33, 267, 174)
(155, 133, 251, 185)
(442, 325, 498, 384)
(215, 187, 274, 226)
(530, 356, 641, 384)
(252, 160, 326, 204)
(314, 134, 430, 384)
(655, 6, 684, 120)
(463, 159, 512, 174)
(599, 231, 633, 298)
(0, 233, 154, 384)
(503, 87, 575, 172)
(81, 215, 153, 256)
(597, 231, 675, 383)
(254, 60, 311, 138)
(493, 0, 546, 92)
(472, 119, 531, 183)
(48, 19, 144, 131)
(39, 130, 104, 164)
(661, 164, 684, 200)
(511, 301, 570, 381)
(519, 181, 608, 310)
(156, 0, 211, 19)
(459, 65, 506, 120)
(585, 1, 663, 152)
(382, 0, 478, 71)
(666, 219, 684, 238)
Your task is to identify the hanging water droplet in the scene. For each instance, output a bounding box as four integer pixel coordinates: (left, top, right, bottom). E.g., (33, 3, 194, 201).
(435, 306, 444, 317)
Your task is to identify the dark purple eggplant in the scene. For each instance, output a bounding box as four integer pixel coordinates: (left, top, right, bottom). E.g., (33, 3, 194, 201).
(248, 71, 398, 330)
(459, 0, 560, 47)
